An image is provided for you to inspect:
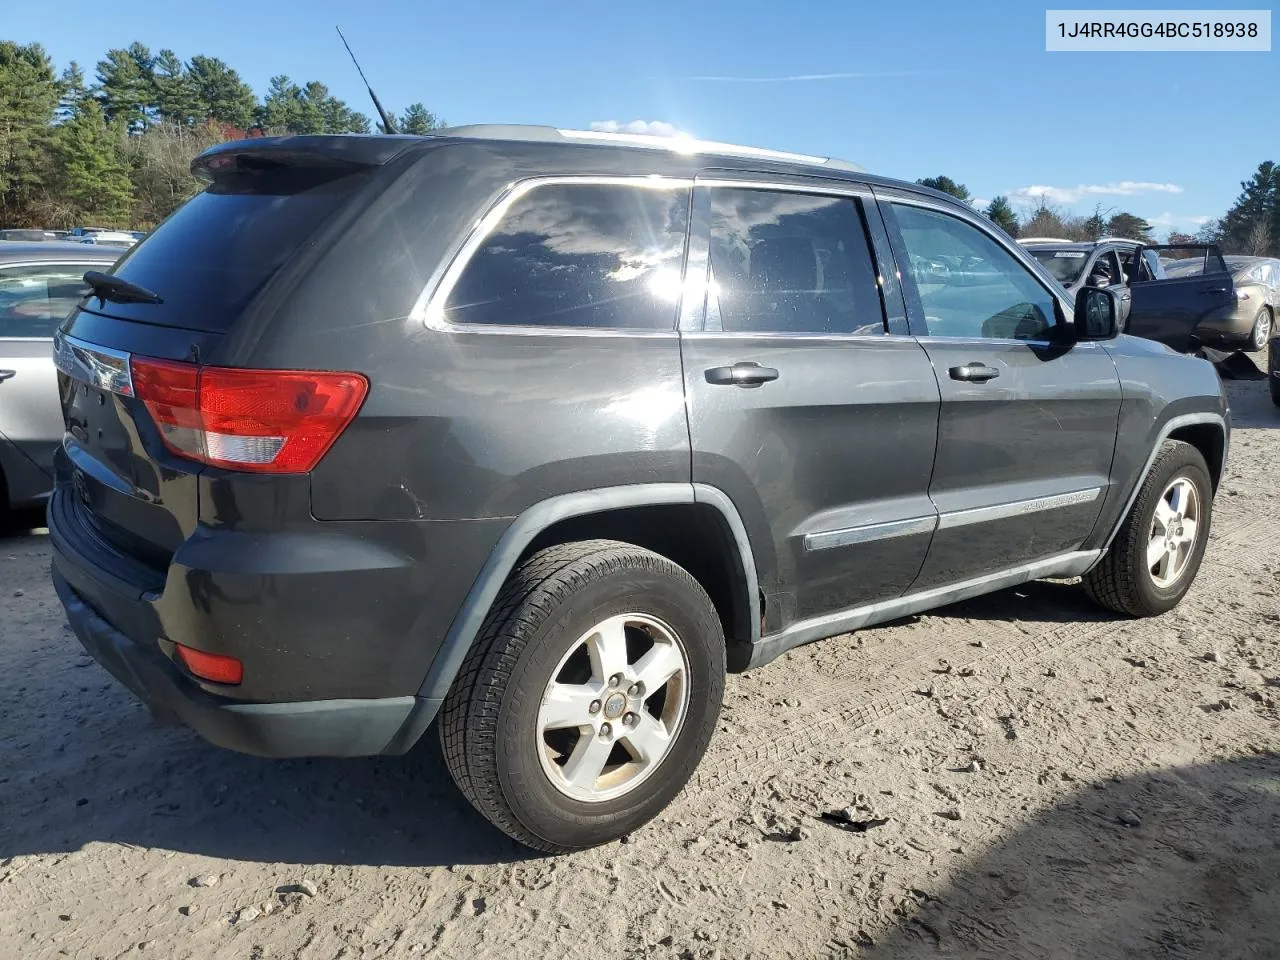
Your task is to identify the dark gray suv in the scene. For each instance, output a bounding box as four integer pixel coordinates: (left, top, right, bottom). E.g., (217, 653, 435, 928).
(50, 126, 1229, 852)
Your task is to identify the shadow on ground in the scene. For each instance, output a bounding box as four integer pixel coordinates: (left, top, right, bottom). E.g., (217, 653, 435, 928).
(864, 754, 1280, 959)
(0, 701, 534, 868)
(0, 506, 47, 538)
(925, 578, 1112, 627)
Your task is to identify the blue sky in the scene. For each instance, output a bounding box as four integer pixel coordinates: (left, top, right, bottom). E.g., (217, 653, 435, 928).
(8, 0, 1277, 237)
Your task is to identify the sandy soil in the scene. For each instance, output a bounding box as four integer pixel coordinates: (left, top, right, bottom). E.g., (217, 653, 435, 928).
(1, 373, 1277, 960)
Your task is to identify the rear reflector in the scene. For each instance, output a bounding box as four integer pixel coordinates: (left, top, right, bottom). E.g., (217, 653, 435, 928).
(130, 358, 367, 473)
(175, 644, 244, 685)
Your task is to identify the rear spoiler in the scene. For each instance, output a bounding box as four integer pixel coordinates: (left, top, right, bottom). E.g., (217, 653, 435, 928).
(192, 135, 423, 183)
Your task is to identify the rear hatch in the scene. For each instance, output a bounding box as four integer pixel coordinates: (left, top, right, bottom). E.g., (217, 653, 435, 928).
(53, 138, 404, 575)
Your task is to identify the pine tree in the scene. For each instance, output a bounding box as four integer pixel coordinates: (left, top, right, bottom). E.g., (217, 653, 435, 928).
(984, 196, 1019, 237)
(399, 103, 442, 135)
(256, 75, 303, 132)
(1105, 213, 1153, 242)
(916, 175, 970, 202)
(186, 56, 256, 131)
(51, 99, 134, 225)
(58, 61, 89, 121)
(1220, 161, 1278, 256)
(95, 43, 156, 132)
(152, 49, 199, 126)
(0, 41, 60, 225)
(1082, 204, 1109, 240)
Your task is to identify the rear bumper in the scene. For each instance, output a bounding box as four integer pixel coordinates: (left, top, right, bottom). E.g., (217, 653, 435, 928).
(55, 568, 440, 757)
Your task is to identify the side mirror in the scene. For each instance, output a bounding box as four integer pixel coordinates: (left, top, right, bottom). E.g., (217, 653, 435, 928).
(1072, 286, 1120, 340)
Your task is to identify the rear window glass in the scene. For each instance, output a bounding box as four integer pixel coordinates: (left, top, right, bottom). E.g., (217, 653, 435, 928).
(94, 170, 363, 332)
(0, 263, 92, 337)
(444, 182, 690, 330)
(1027, 248, 1087, 283)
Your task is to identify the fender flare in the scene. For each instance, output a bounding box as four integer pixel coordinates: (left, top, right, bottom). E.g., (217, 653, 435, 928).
(417, 482, 760, 700)
(1097, 411, 1228, 554)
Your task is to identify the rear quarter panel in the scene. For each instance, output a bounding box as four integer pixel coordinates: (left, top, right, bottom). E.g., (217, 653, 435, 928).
(217, 141, 698, 521)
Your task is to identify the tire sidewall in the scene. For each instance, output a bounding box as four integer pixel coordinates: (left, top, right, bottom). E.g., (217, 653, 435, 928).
(495, 562, 725, 849)
(1128, 448, 1213, 614)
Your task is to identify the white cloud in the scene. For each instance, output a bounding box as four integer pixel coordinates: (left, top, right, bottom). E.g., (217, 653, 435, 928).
(970, 197, 991, 210)
(1146, 211, 1213, 228)
(1008, 181, 1184, 206)
(589, 120, 689, 137)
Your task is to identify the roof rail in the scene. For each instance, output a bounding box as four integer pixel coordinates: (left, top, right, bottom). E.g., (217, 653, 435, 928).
(1094, 236, 1144, 245)
(1017, 237, 1076, 244)
(432, 123, 866, 173)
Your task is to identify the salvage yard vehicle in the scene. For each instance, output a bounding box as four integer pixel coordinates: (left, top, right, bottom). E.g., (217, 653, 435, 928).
(1020, 237, 1236, 353)
(1270, 334, 1280, 407)
(0, 242, 120, 514)
(1201, 256, 1277, 352)
(50, 127, 1229, 853)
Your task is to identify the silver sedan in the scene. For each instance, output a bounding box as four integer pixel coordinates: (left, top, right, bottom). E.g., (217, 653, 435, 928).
(0, 241, 121, 513)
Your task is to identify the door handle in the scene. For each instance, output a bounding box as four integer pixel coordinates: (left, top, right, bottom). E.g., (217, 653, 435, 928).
(704, 361, 780, 387)
(949, 363, 1000, 383)
(0, 369, 15, 383)
(1201, 287, 1228, 294)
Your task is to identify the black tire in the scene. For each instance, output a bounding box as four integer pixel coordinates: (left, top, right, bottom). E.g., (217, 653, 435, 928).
(1270, 339, 1280, 407)
(1084, 440, 1213, 617)
(1248, 306, 1273, 353)
(439, 539, 726, 853)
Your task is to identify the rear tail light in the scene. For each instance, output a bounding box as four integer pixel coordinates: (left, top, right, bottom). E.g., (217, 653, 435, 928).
(175, 644, 244, 685)
(130, 358, 367, 473)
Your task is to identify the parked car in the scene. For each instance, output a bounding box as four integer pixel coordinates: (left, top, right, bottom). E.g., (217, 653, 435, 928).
(0, 228, 60, 242)
(1198, 256, 1276, 352)
(77, 231, 137, 249)
(1019, 237, 1235, 352)
(50, 128, 1228, 852)
(1270, 333, 1280, 407)
(0, 242, 121, 514)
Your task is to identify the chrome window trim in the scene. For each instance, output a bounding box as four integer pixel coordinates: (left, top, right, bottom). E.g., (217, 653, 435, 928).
(911, 334, 1109, 350)
(52, 332, 134, 396)
(936, 487, 1102, 531)
(803, 515, 936, 553)
(692, 177, 872, 196)
(681, 331, 914, 343)
(410, 175, 694, 338)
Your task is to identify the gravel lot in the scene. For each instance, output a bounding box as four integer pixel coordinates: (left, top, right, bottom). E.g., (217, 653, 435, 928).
(2, 370, 1277, 960)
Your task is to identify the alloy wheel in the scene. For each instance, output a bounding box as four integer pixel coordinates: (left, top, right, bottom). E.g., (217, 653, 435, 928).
(536, 613, 690, 803)
(1146, 476, 1200, 588)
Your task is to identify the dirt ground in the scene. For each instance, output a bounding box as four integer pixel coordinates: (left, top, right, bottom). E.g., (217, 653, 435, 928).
(2, 372, 1277, 960)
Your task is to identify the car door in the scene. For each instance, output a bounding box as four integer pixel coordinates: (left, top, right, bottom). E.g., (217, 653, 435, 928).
(1123, 244, 1234, 352)
(875, 190, 1122, 590)
(680, 176, 940, 634)
(0, 261, 94, 479)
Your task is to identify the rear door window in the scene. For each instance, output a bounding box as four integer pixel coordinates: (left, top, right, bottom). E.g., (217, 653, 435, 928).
(703, 187, 885, 335)
(0, 264, 93, 338)
(443, 182, 690, 330)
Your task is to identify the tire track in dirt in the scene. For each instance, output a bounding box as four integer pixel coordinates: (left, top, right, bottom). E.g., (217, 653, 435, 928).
(695, 520, 1274, 791)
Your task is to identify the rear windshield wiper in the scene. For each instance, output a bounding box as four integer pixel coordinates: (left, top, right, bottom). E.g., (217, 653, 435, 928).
(83, 270, 163, 306)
